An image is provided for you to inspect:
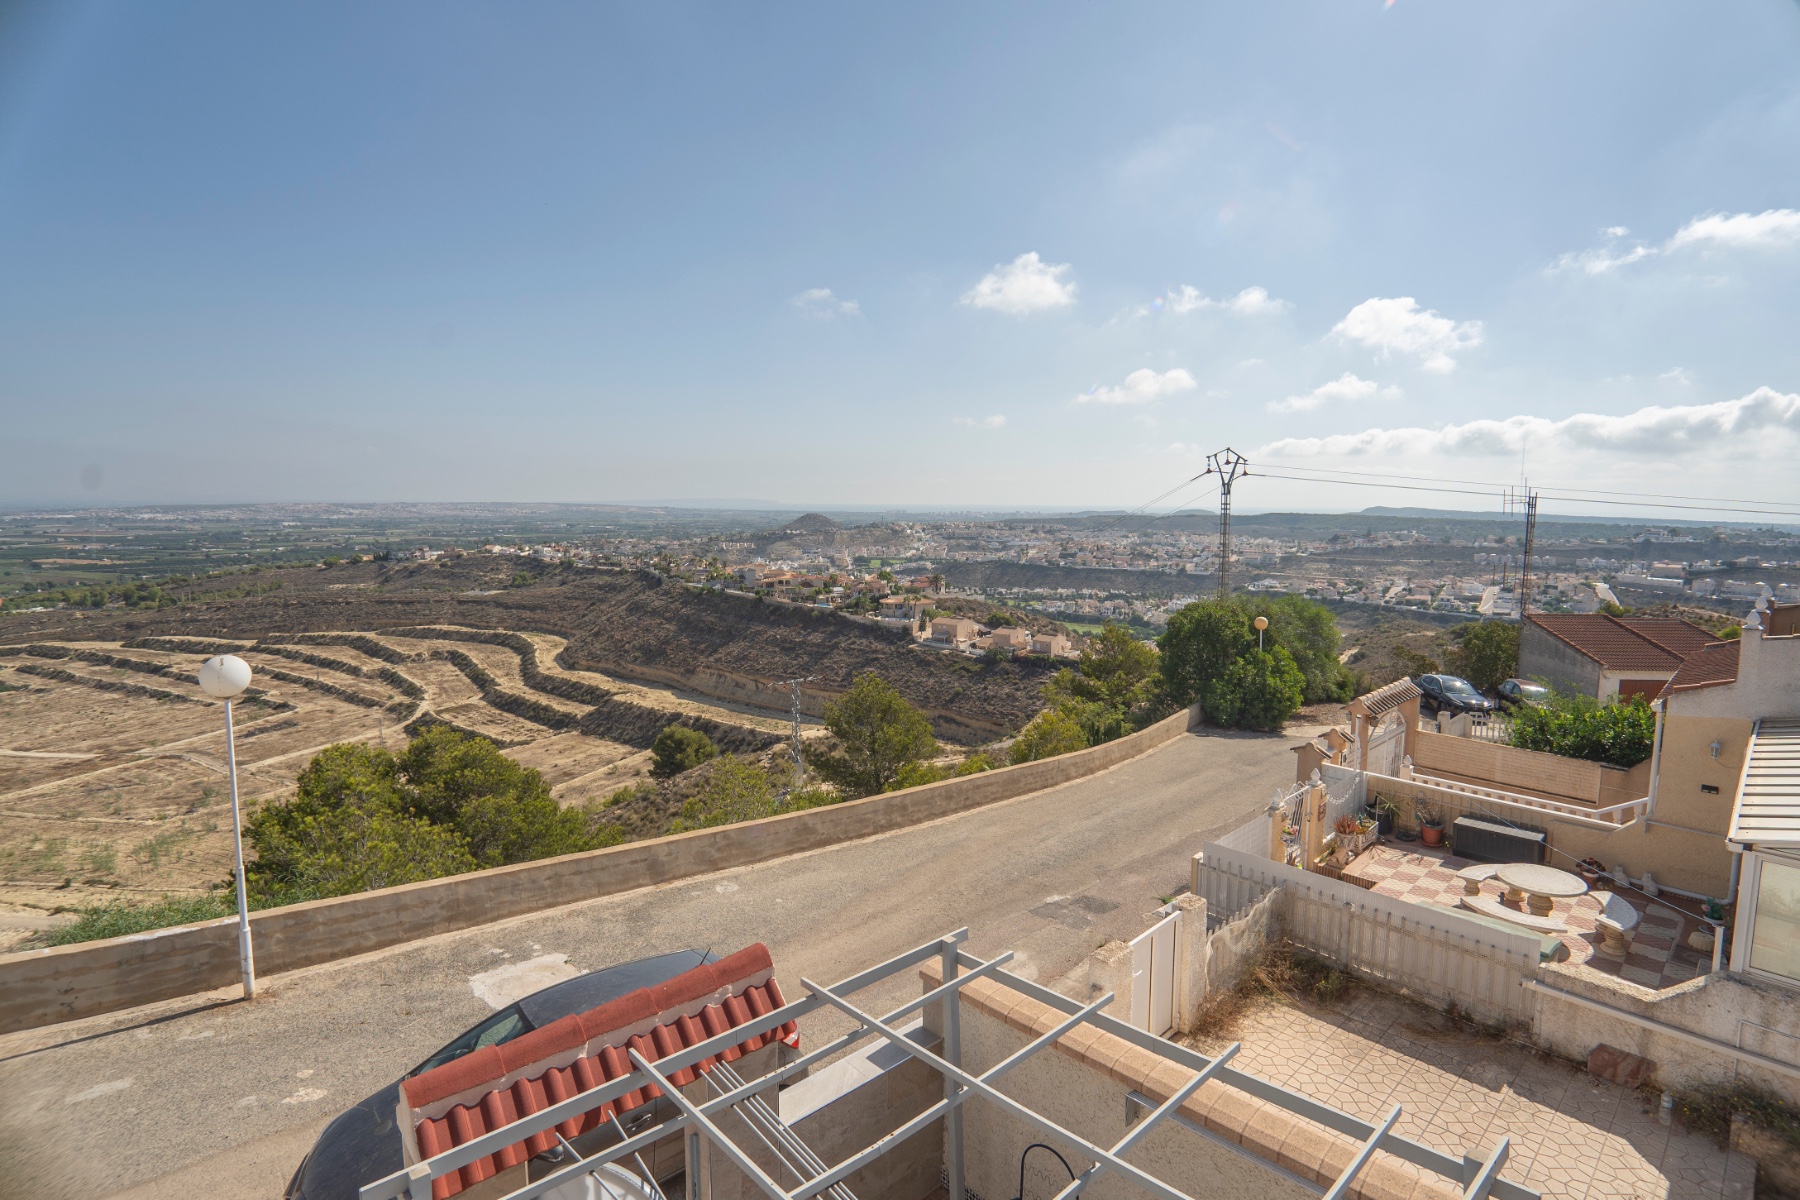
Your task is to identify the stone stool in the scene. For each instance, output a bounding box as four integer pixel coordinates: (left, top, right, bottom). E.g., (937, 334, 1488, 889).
(1595, 893, 1641, 958)
(1457, 863, 1498, 897)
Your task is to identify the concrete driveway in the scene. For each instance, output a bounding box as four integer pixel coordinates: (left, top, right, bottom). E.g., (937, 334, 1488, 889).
(0, 727, 1297, 1200)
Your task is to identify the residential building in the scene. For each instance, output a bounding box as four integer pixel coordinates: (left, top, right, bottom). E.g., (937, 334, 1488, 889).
(877, 596, 930, 627)
(987, 626, 1031, 653)
(926, 616, 981, 647)
(1520, 612, 1717, 701)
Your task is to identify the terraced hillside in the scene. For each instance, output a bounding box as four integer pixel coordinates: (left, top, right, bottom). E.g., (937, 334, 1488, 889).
(0, 625, 807, 931)
(0, 559, 1054, 932)
(0, 556, 1054, 739)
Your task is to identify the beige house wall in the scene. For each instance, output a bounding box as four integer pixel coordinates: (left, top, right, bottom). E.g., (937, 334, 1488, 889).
(1410, 731, 1652, 807)
(1650, 715, 1752, 839)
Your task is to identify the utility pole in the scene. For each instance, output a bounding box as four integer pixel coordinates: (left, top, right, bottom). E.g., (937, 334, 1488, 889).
(1205, 448, 1249, 597)
(1505, 484, 1540, 617)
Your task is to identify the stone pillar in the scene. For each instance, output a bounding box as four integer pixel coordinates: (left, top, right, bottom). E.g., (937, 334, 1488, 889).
(1171, 894, 1209, 1033)
(1087, 939, 1134, 1022)
(1300, 778, 1329, 870)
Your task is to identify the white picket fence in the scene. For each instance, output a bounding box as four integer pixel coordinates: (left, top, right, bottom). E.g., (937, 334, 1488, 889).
(1196, 841, 1540, 1025)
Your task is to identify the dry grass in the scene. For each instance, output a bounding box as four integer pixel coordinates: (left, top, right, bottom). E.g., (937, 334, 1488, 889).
(1186, 941, 1358, 1043)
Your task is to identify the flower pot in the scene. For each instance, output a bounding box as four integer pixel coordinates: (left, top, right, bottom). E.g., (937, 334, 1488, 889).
(1420, 823, 1445, 848)
(1376, 811, 1395, 836)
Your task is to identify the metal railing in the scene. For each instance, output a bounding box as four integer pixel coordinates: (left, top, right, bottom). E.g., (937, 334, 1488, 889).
(1407, 771, 1648, 828)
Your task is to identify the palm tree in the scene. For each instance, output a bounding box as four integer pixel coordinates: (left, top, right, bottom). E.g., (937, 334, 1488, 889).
(930, 573, 945, 594)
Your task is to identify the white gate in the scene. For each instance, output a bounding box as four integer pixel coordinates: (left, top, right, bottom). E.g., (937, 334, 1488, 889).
(1128, 907, 1181, 1036)
(1366, 713, 1407, 777)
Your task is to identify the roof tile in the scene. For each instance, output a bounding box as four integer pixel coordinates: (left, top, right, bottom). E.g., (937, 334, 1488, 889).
(1526, 614, 1713, 672)
(400, 945, 795, 1198)
(1663, 640, 1740, 695)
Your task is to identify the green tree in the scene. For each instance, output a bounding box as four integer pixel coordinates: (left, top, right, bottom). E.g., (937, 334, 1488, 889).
(805, 672, 939, 797)
(398, 726, 596, 867)
(1242, 595, 1354, 703)
(1447, 621, 1519, 691)
(651, 724, 718, 777)
(1009, 709, 1091, 763)
(1201, 647, 1306, 732)
(1158, 599, 1254, 708)
(244, 743, 475, 901)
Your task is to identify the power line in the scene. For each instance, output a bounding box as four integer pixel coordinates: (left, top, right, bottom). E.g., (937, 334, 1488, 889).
(1252, 469, 1800, 519)
(1257, 462, 1800, 518)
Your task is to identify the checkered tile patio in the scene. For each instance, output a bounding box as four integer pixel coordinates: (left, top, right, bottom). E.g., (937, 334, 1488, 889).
(1341, 844, 1711, 991)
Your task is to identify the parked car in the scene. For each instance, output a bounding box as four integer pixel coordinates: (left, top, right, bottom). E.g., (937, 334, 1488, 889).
(284, 949, 719, 1200)
(1495, 678, 1551, 709)
(1416, 673, 1496, 717)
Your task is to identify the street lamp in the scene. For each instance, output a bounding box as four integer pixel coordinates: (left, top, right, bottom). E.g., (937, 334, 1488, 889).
(198, 653, 256, 1000)
(1254, 614, 1268, 652)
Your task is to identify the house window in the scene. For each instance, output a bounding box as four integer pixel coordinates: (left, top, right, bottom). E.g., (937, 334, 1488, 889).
(1749, 856, 1800, 984)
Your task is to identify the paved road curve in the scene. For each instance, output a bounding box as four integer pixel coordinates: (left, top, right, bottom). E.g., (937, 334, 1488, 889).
(0, 728, 1298, 1200)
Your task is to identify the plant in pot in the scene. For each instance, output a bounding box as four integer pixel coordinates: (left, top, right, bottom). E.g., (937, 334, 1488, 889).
(1373, 795, 1399, 836)
(1416, 800, 1445, 848)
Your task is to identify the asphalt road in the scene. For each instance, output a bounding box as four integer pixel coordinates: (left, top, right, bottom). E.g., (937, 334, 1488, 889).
(0, 727, 1299, 1200)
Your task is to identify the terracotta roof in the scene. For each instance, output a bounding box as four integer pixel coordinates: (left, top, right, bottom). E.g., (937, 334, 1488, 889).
(399, 944, 795, 1198)
(1662, 640, 1740, 695)
(1616, 617, 1721, 659)
(1525, 614, 1710, 673)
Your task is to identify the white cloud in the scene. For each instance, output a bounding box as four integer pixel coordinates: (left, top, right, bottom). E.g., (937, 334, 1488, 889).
(953, 415, 1007, 428)
(791, 287, 860, 318)
(960, 252, 1076, 314)
(1331, 297, 1483, 374)
(1144, 284, 1288, 317)
(1261, 386, 1800, 458)
(1552, 209, 1800, 276)
(1269, 372, 1400, 413)
(1668, 209, 1800, 250)
(1076, 367, 1198, 407)
(1659, 367, 1693, 385)
(1224, 285, 1288, 315)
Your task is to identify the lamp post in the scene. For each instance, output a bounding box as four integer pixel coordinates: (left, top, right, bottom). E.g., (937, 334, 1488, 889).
(1254, 614, 1268, 652)
(198, 654, 256, 1000)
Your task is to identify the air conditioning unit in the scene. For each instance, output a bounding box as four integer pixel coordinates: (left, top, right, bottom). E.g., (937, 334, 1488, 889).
(1452, 816, 1545, 865)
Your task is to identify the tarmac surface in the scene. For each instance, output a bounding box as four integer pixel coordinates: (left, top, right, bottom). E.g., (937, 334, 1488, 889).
(0, 726, 1300, 1200)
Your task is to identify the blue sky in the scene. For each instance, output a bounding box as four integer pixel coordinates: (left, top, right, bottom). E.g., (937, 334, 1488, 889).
(2, 1, 1798, 516)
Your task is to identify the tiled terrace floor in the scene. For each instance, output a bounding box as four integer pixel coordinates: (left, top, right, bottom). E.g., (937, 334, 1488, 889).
(1184, 989, 1756, 1200)
(1341, 844, 1711, 991)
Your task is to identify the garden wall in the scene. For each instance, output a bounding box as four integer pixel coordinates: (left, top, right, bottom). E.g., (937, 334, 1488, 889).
(0, 706, 1201, 1035)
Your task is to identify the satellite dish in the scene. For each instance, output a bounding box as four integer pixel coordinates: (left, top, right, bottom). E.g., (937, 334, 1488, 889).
(197, 654, 252, 699)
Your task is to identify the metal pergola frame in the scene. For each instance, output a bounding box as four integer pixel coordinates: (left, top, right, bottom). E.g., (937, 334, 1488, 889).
(360, 929, 1535, 1200)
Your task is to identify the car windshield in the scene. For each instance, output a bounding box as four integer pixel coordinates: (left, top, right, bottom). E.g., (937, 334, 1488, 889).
(1440, 678, 1480, 696)
(1515, 682, 1549, 698)
(410, 1004, 530, 1076)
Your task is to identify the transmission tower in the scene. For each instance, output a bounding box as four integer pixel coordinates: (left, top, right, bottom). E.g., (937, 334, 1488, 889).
(1504, 484, 1540, 617)
(782, 676, 816, 782)
(1205, 448, 1250, 596)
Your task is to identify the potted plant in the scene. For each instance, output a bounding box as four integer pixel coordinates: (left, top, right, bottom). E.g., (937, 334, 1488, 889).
(1577, 857, 1607, 887)
(1417, 800, 1445, 848)
(1373, 795, 1399, 837)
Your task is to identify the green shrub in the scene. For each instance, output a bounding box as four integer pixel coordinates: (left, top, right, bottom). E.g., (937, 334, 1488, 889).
(245, 727, 604, 902)
(43, 893, 233, 946)
(1201, 647, 1306, 732)
(668, 759, 781, 832)
(1009, 709, 1090, 764)
(1508, 693, 1655, 767)
(651, 725, 718, 778)
(1447, 621, 1519, 691)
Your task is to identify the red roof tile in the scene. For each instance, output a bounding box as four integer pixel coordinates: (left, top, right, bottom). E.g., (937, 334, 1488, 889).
(1526, 614, 1708, 672)
(1616, 617, 1720, 659)
(1662, 640, 1740, 696)
(400, 944, 796, 1198)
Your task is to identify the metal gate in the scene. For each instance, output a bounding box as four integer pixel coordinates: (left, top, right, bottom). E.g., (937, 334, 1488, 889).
(1128, 906, 1181, 1036)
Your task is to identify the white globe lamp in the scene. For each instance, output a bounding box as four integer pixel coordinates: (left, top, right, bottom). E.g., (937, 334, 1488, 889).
(198, 654, 252, 699)
(1253, 614, 1269, 651)
(197, 653, 257, 999)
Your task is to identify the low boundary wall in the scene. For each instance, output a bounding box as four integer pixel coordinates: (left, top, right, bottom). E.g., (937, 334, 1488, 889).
(1195, 842, 1540, 1026)
(0, 706, 1201, 1035)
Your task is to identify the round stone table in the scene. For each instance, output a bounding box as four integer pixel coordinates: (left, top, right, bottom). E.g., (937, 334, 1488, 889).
(1495, 862, 1588, 917)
